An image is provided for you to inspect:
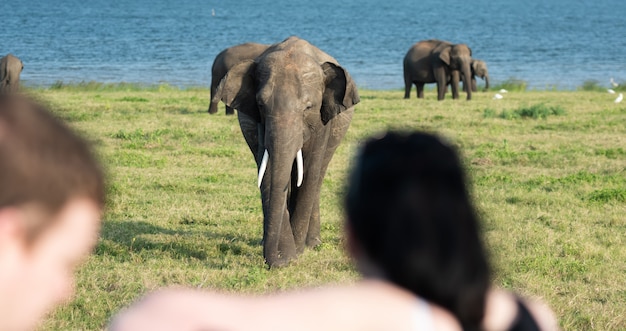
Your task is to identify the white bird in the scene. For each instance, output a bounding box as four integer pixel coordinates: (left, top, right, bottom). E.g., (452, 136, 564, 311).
(493, 93, 503, 100)
(499, 89, 508, 93)
(608, 89, 616, 94)
(610, 78, 619, 88)
(615, 93, 623, 103)
(212, 8, 216, 16)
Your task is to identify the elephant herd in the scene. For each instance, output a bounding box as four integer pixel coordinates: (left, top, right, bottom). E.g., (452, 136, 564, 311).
(1, 37, 489, 267)
(209, 36, 489, 267)
(403, 39, 489, 101)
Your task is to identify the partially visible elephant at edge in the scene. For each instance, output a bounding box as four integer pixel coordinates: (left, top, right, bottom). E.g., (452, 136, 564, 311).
(208, 43, 269, 115)
(0, 54, 24, 93)
(214, 36, 359, 267)
(464, 59, 489, 92)
(403, 40, 473, 100)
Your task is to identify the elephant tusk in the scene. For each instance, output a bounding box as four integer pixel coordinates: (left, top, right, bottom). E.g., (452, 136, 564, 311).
(258, 149, 269, 188)
(296, 149, 304, 187)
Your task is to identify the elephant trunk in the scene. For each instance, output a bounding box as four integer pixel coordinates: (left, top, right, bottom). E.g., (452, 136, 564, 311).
(484, 74, 490, 91)
(462, 63, 472, 100)
(261, 121, 304, 266)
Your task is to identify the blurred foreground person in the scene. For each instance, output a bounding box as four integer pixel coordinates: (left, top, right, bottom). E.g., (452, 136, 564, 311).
(110, 131, 557, 331)
(0, 95, 104, 331)
(345, 131, 557, 331)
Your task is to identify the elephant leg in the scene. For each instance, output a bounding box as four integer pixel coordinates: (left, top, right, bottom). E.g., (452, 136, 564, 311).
(306, 107, 353, 247)
(277, 206, 297, 265)
(436, 83, 447, 100)
(450, 71, 461, 100)
(208, 78, 220, 114)
(289, 132, 329, 254)
(404, 75, 412, 99)
(237, 112, 260, 163)
(417, 83, 425, 99)
(225, 106, 235, 115)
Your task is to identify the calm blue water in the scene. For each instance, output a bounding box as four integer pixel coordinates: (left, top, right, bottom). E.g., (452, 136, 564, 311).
(2, 0, 625, 90)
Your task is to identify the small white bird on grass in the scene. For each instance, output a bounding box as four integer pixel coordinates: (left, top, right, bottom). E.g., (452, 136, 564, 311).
(493, 93, 504, 100)
(608, 89, 616, 94)
(615, 93, 623, 103)
(499, 89, 508, 93)
(610, 77, 619, 88)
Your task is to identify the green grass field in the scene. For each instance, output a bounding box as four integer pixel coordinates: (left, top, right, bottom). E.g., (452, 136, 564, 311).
(28, 84, 625, 330)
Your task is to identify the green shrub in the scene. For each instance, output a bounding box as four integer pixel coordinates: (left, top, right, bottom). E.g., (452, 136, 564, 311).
(498, 104, 566, 120)
(578, 80, 604, 91)
(491, 77, 527, 92)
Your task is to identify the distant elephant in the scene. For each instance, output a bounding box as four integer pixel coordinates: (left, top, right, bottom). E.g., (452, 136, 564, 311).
(403, 40, 473, 100)
(464, 59, 489, 92)
(0, 54, 24, 93)
(207, 43, 269, 115)
(214, 36, 359, 267)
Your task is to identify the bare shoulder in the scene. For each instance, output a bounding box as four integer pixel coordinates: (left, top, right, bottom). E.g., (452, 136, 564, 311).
(483, 289, 560, 331)
(429, 304, 462, 331)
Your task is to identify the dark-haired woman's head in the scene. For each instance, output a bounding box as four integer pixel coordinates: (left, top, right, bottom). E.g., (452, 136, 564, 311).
(344, 131, 490, 331)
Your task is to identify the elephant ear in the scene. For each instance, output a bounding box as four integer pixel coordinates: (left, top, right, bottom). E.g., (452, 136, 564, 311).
(436, 44, 452, 66)
(320, 62, 360, 125)
(213, 60, 260, 121)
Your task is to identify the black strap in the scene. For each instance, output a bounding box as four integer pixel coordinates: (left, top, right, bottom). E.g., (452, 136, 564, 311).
(508, 298, 541, 331)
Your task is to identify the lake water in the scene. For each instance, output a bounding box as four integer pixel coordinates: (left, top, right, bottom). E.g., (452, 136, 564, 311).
(2, 0, 625, 90)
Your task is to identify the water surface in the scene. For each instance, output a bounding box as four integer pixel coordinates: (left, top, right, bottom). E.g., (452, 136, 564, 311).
(2, 0, 625, 89)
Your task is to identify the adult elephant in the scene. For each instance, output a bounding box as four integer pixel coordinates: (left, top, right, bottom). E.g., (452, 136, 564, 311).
(214, 36, 359, 267)
(463, 59, 489, 92)
(0, 54, 24, 93)
(403, 40, 473, 100)
(207, 43, 269, 115)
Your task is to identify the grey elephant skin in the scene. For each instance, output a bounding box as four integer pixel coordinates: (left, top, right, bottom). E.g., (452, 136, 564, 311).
(0, 54, 24, 93)
(208, 43, 269, 115)
(214, 36, 359, 267)
(466, 59, 489, 92)
(403, 40, 473, 100)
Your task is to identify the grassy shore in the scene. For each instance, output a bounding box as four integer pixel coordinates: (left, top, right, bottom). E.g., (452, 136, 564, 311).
(27, 85, 625, 330)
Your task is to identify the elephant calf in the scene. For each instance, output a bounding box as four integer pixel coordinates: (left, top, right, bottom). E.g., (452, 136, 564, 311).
(0, 54, 24, 93)
(464, 59, 489, 92)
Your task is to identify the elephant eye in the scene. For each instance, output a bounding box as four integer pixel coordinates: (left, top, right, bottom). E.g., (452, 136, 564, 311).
(304, 101, 313, 111)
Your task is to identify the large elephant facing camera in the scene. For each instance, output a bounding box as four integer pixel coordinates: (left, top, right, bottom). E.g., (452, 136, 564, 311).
(208, 43, 269, 115)
(0, 54, 24, 93)
(214, 36, 359, 267)
(403, 40, 473, 100)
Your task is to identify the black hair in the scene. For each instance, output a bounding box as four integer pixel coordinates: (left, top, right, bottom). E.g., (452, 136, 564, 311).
(345, 131, 490, 331)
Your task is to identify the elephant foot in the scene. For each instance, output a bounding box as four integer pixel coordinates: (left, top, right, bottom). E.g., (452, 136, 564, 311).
(306, 237, 322, 248)
(265, 253, 295, 268)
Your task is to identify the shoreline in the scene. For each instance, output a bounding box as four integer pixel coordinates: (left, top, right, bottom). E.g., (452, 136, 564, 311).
(22, 80, 625, 93)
